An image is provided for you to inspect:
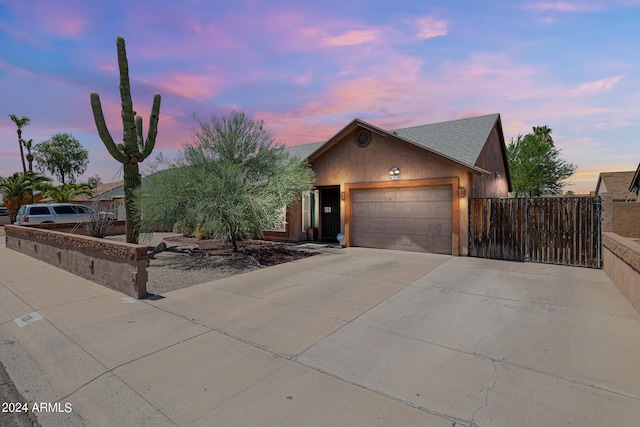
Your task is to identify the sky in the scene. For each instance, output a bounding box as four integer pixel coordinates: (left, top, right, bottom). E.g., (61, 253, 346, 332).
(1, 0, 639, 194)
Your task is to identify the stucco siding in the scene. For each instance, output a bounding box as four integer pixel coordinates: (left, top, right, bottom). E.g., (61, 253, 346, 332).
(472, 126, 510, 198)
(310, 129, 471, 255)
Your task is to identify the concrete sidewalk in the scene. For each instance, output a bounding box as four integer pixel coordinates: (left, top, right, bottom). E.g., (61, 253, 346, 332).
(1, 245, 639, 426)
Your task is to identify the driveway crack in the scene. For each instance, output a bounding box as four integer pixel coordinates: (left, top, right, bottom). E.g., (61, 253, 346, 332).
(470, 360, 499, 427)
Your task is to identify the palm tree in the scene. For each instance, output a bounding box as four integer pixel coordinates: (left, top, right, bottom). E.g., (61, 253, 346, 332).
(8, 114, 30, 173)
(533, 125, 554, 146)
(43, 183, 93, 203)
(0, 172, 50, 223)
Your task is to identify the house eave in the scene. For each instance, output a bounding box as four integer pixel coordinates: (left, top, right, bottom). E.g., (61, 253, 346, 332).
(630, 162, 640, 192)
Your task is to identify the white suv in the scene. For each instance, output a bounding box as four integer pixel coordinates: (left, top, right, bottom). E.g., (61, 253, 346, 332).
(15, 203, 115, 225)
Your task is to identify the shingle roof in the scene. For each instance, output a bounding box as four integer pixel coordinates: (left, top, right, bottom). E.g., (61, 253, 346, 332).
(391, 113, 499, 166)
(596, 171, 636, 200)
(72, 181, 124, 202)
(284, 113, 500, 170)
(92, 181, 125, 200)
(285, 141, 325, 159)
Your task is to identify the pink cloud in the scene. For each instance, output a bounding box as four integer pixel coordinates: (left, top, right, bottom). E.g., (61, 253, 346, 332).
(14, 2, 89, 38)
(98, 65, 116, 73)
(415, 16, 449, 39)
(157, 73, 220, 101)
(45, 14, 86, 37)
(525, 1, 602, 12)
(185, 21, 246, 51)
(510, 76, 623, 103)
(322, 30, 380, 47)
(570, 75, 623, 96)
(257, 112, 338, 146)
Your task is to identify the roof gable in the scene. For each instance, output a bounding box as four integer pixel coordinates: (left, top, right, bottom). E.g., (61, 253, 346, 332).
(596, 171, 636, 200)
(287, 113, 504, 176)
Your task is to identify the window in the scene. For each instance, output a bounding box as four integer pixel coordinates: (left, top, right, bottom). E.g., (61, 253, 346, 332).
(29, 206, 50, 215)
(73, 205, 90, 214)
(53, 206, 76, 214)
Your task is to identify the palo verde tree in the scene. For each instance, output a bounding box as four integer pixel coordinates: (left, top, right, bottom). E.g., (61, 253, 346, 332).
(507, 126, 577, 196)
(33, 133, 89, 184)
(136, 110, 315, 252)
(8, 114, 29, 173)
(90, 36, 161, 243)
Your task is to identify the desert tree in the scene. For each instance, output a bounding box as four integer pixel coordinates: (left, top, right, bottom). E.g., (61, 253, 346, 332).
(0, 172, 50, 223)
(507, 126, 576, 197)
(136, 110, 315, 252)
(87, 175, 102, 189)
(33, 133, 89, 185)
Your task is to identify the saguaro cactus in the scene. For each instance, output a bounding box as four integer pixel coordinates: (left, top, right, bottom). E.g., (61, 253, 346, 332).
(90, 36, 161, 243)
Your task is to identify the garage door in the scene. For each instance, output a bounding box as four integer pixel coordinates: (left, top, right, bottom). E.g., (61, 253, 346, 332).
(351, 186, 452, 254)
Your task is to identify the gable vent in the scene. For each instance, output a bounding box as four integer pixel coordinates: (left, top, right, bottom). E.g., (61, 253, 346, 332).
(355, 129, 371, 148)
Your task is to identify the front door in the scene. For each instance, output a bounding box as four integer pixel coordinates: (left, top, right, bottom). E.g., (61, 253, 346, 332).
(321, 188, 340, 242)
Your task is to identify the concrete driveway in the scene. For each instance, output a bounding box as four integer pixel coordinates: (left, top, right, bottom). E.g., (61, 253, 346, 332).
(1, 246, 639, 426)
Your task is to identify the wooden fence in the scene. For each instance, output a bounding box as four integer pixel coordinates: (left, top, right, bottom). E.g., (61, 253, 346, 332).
(469, 196, 602, 268)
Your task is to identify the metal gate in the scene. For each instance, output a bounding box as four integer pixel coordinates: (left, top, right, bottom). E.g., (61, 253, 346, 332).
(469, 196, 602, 268)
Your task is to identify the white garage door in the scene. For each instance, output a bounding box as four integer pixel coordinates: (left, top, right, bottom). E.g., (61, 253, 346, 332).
(351, 186, 452, 254)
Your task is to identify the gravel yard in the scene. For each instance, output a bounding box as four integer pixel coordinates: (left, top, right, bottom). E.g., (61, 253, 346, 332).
(106, 233, 342, 295)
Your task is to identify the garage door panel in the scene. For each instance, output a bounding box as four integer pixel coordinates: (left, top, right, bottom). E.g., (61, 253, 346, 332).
(353, 232, 451, 253)
(352, 186, 452, 254)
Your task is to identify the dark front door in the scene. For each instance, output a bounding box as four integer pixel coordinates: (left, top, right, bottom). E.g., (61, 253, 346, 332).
(321, 188, 340, 242)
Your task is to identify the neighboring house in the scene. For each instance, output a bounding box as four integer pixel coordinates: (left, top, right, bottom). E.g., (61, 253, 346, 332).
(630, 162, 640, 202)
(264, 113, 512, 256)
(595, 171, 636, 201)
(595, 166, 640, 238)
(84, 181, 126, 220)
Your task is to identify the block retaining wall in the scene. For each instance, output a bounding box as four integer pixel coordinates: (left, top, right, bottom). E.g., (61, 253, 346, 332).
(4, 225, 148, 299)
(612, 202, 640, 238)
(18, 220, 126, 236)
(603, 232, 640, 314)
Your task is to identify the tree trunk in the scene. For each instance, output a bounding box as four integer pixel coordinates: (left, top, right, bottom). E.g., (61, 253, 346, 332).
(4, 196, 24, 224)
(17, 131, 26, 173)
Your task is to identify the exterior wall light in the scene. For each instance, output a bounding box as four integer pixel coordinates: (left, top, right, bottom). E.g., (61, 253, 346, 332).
(389, 167, 400, 175)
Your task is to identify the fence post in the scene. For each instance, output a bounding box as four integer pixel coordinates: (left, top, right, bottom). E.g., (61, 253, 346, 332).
(525, 197, 530, 262)
(596, 196, 603, 268)
(600, 192, 613, 233)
